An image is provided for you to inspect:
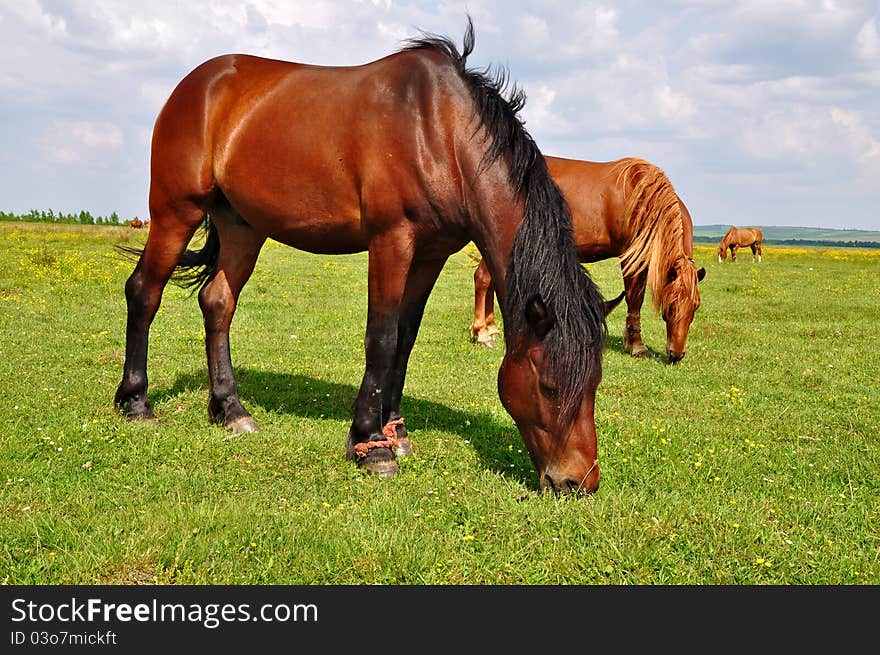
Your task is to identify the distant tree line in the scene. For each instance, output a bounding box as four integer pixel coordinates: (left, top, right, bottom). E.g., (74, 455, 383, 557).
(693, 236, 879, 249)
(0, 209, 131, 225)
(3, 211, 877, 248)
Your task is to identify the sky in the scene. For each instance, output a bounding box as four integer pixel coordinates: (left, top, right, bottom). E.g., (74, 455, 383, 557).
(1, 0, 879, 231)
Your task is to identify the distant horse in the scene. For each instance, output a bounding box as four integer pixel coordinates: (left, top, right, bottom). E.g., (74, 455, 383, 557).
(114, 19, 609, 494)
(471, 157, 706, 363)
(717, 227, 763, 262)
(129, 219, 144, 229)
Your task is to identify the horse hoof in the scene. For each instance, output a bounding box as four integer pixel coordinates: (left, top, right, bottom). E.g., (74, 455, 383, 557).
(477, 338, 495, 348)
(395, 436, 413, 458)
(123, 407, 155, 422)
(631, 347, 650, 358)
(227, 416, 260, 434)
(359, 455, 400, 478)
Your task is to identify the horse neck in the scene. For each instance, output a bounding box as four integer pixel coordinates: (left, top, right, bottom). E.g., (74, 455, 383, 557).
(462, 165, 524, 323)
(462, 152, 596, 356)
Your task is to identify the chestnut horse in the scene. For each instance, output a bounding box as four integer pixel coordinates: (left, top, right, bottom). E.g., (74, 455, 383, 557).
(114, 20, 609, 494)
(471, 157, 706, 363)
(717, 226, 763, 263)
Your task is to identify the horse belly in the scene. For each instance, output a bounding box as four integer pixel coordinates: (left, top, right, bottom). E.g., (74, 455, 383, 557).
(270, 219, 369, 254)
(217, 136, 369, 254)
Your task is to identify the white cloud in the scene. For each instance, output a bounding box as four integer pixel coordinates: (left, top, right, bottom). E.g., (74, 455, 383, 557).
(830, 107, 880, 161)
(6, 0, 68, 38)
(0, 0, 878, 229)
(520, 84, 571, 135)
(518, 14, 550, 46)
(43, 121, 124, 164)
(856, 17, 880, 61)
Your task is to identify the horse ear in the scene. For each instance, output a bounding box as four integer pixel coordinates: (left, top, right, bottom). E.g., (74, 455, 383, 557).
(525, 295, 555, 339)
(697, 267, 706, 282)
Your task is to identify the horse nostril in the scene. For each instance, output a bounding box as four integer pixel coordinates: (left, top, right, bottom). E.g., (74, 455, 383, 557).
(543, 474, 593, 494)
(668, 350, 685, 364)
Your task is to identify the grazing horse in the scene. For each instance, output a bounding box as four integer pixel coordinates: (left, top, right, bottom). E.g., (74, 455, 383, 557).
(129, 219, 144, 229)
(717, 226, 763, 263)
(471, 157, 706, 363)
(114, 19, 609, 494)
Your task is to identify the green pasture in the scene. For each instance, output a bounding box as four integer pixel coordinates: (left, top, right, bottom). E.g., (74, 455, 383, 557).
(1, 222, 878, 584)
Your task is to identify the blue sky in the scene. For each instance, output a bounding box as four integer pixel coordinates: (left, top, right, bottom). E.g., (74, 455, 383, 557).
(1, 1, 878, 230)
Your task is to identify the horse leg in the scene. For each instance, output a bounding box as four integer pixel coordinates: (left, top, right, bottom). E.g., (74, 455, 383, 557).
(757, 242, 763, 262)
(346, 231, 414, 477)
(731, 245, 738, 262)
(622, 270, 650, 357)
(470, 258, 496, 347)
(197, 207, 265, 434)
(114, 200, 207, 419)
(750, 243, 757, 262)
(386, 257, 448, 457)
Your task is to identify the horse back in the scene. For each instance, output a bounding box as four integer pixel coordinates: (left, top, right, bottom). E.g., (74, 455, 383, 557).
(546, 156, 683, 263)
(545, 156, 633, 261)
(737, 226, 762, 245)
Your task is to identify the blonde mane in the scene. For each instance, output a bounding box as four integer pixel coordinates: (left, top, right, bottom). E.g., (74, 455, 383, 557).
(615, 158, 698, 319)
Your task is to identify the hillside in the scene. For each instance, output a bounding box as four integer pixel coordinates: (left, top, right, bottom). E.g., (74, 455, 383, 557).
(693, 224, 880, 247)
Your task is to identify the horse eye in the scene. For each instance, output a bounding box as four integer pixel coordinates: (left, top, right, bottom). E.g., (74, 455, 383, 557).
(539, 382, 559, 399)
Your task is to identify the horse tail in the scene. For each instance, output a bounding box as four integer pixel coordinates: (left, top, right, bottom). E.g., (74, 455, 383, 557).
(116, 216, 220, 291)
(172, 217, 220, 289)
(616, 158, 685, 313)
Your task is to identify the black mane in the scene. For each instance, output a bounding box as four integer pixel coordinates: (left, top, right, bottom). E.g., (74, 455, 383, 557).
(404, 17, 607, 420)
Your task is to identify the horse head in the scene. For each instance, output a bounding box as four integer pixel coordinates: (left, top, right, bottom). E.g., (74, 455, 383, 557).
(660, 258, 705, 363)
(498, 295, 604, 495)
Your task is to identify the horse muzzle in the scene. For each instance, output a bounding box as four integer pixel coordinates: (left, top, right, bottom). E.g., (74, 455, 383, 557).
(540, 463, 600, 496)
(667, 348, 686, 364)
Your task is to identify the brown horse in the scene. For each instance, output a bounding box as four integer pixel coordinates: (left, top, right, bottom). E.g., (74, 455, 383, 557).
(114, 20, 610, 494)
(471, 157, 706, 363)
(717, 226, 763, 263)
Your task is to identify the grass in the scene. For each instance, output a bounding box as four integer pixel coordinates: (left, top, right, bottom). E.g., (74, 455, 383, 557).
(1, 222, 878, 584)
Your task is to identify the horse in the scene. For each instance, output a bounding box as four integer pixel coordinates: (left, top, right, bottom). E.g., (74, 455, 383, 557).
(114, 19, 610, 495)
(717, 226, 763, 263)
(129, 219, 144, 229)
(471, 157, 706, 363)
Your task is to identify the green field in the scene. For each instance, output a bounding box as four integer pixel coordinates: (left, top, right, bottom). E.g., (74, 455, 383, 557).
(1, 222, 878, 584)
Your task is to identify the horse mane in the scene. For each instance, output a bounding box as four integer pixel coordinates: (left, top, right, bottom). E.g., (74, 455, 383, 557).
(404, 18, 607, 421)
(615, 158, 697, 319)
